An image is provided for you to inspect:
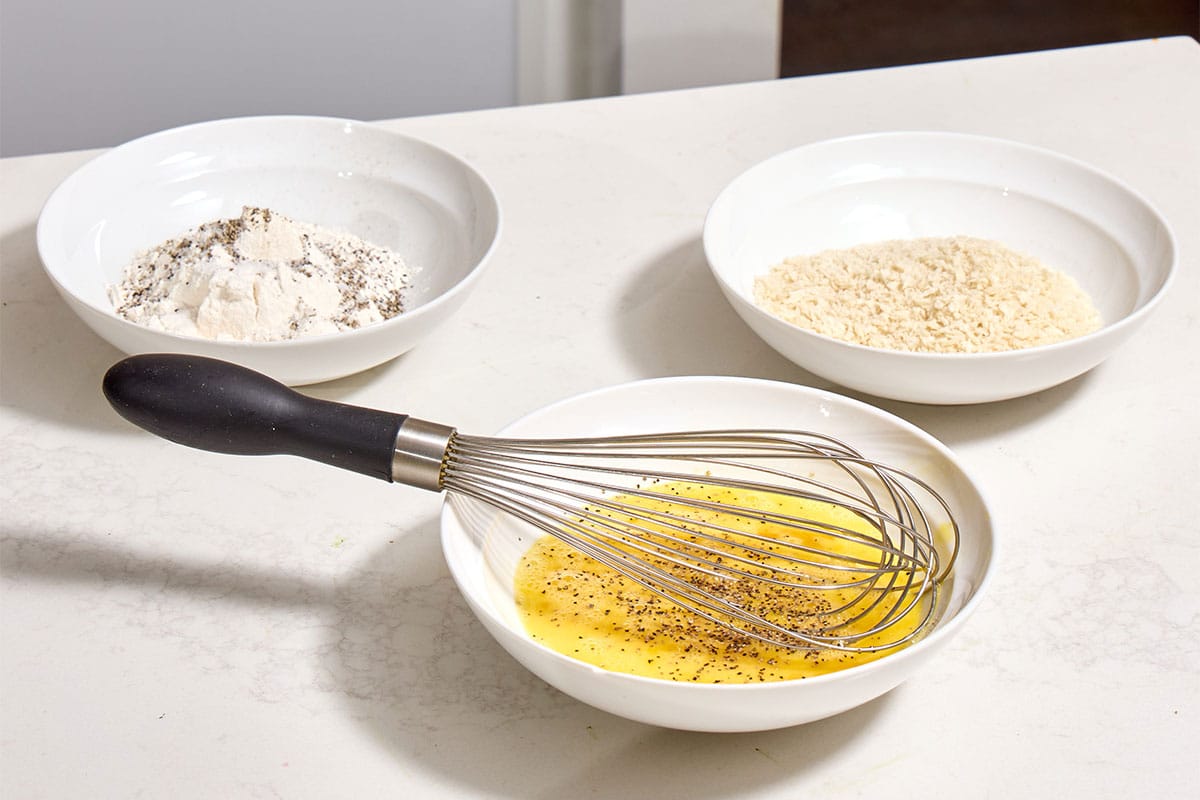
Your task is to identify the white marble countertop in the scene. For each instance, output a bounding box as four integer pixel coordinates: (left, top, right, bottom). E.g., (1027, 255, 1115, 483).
(3, 36, 1198, 799)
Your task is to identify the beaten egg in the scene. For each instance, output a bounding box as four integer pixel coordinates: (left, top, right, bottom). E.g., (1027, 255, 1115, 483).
(514, 481, 936, 683)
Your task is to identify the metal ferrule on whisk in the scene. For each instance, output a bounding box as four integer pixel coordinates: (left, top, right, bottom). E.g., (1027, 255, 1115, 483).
(391, 417, 456, 492)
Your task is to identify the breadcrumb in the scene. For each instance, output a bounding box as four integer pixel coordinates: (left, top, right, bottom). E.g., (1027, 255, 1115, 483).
(753, 236, 1101, 353)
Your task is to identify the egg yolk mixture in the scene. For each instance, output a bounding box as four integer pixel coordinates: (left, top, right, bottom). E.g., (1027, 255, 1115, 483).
(513, 481, 932, 683)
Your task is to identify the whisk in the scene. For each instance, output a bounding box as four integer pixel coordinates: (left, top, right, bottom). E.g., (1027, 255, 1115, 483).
(103, 354, 959, 653)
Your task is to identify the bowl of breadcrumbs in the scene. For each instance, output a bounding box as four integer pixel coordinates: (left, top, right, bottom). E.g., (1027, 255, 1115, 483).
(704, 131, 1176, 404)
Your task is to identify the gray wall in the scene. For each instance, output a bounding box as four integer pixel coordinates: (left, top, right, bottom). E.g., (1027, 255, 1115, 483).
(0, 0, 517, 157)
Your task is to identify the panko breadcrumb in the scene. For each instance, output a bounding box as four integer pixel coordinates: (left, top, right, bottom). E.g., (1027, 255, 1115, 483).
(752, 236, 1101, 353)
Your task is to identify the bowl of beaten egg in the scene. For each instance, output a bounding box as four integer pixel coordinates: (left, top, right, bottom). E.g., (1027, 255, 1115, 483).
(704, 131, 1176, 404)
(37, 116, 500, 385)
(441, 376, 995, 732)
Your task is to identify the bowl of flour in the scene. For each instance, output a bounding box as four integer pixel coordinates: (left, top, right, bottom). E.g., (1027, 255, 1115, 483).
(37, 116, 501, 385)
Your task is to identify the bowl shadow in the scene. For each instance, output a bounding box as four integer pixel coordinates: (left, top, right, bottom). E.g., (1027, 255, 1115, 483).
(610, 234, 1092, 449)
(607, 235, 820, 384)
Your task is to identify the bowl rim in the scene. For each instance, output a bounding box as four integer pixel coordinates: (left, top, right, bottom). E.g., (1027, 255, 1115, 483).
(702, 130, 1179, 361)
(440, 374, 998, 692)
(35, 114, 503, 349)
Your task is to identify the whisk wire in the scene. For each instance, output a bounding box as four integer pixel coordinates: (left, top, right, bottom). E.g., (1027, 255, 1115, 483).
(448, 441, 942, 578)
(452, 456, 907, 586)
(444, 429, 958, 652)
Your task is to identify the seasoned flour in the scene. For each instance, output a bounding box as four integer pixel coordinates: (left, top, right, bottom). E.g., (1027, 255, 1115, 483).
(109, 207, 412, 342)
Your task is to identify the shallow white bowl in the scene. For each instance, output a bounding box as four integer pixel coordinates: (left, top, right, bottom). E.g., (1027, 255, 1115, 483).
(37, 116, 500, 385)
(704, 131, 1176, 404)
(441, 376, 995, 732)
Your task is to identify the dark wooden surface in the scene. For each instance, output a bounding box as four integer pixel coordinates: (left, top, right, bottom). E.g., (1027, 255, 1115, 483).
(781, 0, 1200, 76)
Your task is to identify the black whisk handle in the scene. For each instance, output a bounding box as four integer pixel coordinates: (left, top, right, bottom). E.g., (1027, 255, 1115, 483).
(102, 354, 405, 482)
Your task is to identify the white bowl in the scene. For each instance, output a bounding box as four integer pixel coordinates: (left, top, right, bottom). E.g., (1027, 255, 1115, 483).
(441, 376, 995, 732)
(704, 131, 1177, 404)
(37, 116, 501, 385)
